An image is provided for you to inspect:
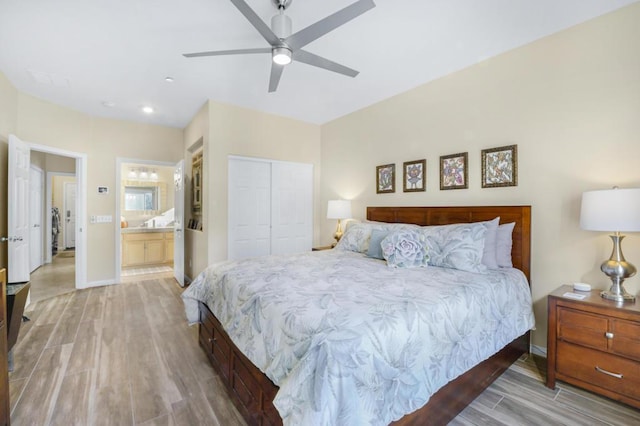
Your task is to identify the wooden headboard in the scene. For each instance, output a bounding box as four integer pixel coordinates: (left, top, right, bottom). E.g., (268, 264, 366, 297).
(367, 206, 531, 283)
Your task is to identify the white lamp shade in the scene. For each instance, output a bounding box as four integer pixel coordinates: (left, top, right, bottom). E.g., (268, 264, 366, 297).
(327, 200, 352, 220)
(580, 188, 640, 232)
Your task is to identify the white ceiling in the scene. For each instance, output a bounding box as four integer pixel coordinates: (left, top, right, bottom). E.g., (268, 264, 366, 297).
(0, 0, 637, 128)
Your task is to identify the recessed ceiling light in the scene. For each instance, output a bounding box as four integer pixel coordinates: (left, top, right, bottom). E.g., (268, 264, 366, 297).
(102, 101, 116, 108)
(165, 77, 175, 83)
(142, 106, 154, 114)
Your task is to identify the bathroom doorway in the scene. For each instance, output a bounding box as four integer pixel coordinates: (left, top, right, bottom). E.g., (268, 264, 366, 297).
(117, 160, 176, 281)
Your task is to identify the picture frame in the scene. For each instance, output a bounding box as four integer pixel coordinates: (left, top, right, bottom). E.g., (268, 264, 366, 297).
(440, 152, 468, 190)
(481, 144, 518, 188)
(403, 159, 426, 192)
(376, 163, 395, 194)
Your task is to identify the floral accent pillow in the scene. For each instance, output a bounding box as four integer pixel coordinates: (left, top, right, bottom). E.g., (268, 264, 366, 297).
(381, 231, 429, 268)
(335, 222, 420, 253)
(422, 222, 488, 273)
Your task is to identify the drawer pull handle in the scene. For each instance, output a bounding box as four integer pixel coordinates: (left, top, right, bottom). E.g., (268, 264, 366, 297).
(605, 332, 614, 339)
(595, 366, 623, 379)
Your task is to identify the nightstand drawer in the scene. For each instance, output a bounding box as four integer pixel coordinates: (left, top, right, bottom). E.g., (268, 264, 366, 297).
(557, 341, 640, 401)
(611, 319, 640, 361)
(558, 308, 608, 351)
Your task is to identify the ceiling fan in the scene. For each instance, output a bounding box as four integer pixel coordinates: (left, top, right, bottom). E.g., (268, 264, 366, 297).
(183, 0, 376, 92)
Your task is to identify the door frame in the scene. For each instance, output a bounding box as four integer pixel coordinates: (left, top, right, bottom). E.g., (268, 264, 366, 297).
(28, 142, 87, 288)
(114, 157, 177, 283)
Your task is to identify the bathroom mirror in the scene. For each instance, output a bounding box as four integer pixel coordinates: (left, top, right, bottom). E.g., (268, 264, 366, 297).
(124, 185, 159, 211)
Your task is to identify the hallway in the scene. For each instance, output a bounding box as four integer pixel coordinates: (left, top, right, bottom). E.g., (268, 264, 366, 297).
(29, 251, 75, 304)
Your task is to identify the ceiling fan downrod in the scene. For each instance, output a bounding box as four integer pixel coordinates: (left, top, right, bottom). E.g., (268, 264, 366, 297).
(272, 0, 292, 11)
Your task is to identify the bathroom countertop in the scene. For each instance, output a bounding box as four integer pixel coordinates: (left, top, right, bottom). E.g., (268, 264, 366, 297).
(121, 226, 174, 234)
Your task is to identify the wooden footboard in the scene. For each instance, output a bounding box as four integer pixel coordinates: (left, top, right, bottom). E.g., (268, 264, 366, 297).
(199, 301, 529, 426)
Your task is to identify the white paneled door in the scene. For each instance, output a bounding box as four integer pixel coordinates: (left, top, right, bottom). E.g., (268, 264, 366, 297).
(64, 182, 77, 249)
(29, 166, 44, 272)
(228, 157, 312, 261)
(228, 159, 272, 260)
(271, 162, 313, 255)
(8, 134, 30, 283)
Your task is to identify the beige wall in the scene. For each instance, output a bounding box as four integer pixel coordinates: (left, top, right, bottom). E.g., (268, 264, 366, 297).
(321, 4, 640, 350)
(0, 88, 184, 284)
(207, 100, 322, 266)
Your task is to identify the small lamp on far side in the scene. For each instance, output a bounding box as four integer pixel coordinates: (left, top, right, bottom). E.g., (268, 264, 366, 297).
(580, 187, 640, 302)
(327, 200, 352, 247)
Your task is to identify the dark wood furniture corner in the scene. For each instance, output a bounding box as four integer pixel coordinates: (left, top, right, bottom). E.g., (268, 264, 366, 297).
(0, 269, 9, 426)
(547, 285, 640, 409)
(311, 246, 332, 251)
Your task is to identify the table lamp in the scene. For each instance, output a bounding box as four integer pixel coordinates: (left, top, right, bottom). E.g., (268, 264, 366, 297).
(580, 187, 640, 302)
(327, 200, 352, 247)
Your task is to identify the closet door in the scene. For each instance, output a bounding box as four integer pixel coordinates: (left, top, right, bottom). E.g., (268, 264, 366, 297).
(271, 162, 313, 255)
(228, 159, 272, 260)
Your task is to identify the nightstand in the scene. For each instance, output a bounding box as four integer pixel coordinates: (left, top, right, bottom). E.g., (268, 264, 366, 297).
(312, 246, 333, 251)
(546, 285, 640, 409)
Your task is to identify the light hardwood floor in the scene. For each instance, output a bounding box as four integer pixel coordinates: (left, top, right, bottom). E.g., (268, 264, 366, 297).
(9, 278, 640, 425)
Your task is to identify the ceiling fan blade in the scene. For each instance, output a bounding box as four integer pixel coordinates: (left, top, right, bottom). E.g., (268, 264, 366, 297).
(230, 0, 281, 46)
(285, 0, 375, 50)
(269, 63, 285, 92)
(183, 48, 271, 58)
(293, 50, 359, 77)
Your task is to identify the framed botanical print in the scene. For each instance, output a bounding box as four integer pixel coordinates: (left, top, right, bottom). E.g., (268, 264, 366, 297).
(376, 163, 395, 194)
(481, 144, 518, 188)
(403, 159, 426, 192)
(440, 152, 468, 190)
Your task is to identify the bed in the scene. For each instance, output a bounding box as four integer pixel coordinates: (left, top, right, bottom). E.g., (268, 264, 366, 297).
(183, 205, 533, 425)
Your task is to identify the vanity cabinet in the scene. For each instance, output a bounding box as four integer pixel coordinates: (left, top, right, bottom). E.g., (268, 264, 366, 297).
(122, 232, 172, 267)
(165, 232, 174, 263)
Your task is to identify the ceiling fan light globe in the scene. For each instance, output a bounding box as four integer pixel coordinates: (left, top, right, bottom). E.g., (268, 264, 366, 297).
(272, 47, 292, 65)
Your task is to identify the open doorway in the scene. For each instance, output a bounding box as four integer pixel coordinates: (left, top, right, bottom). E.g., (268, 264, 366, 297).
(29, 152, 78, 302)
(117, 160, 176, 282)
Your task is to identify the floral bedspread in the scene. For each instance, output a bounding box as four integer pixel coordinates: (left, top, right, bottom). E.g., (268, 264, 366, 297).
(182, 250, 535, 426)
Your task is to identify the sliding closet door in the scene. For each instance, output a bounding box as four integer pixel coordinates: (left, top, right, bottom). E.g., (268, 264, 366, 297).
(228, 157, 313, 260)
(271, 162, 312, 255)
(228, 159, 272, 260)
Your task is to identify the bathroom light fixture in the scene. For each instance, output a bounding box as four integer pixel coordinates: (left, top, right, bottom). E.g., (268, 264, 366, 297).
(128, 168, 137, 179)
(150, 169, 158, 181)
(138, 168, 149, 179)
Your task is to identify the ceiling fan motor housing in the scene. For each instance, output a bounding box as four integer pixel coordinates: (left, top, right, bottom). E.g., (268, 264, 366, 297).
(271, 12, 292, 39)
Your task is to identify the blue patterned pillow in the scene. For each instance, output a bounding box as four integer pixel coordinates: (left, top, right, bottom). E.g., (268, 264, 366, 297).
(422, 222, 487, 273)
(366, 229, 389, 259)
(381, 231, 429, 268)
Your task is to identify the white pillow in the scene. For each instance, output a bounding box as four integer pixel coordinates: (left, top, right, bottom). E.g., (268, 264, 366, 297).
(480, 217, 500, 269)
(496, 222, 515, 268)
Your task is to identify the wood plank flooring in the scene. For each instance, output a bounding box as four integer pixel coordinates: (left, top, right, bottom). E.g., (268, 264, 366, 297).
(9, 278, 640, 425)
